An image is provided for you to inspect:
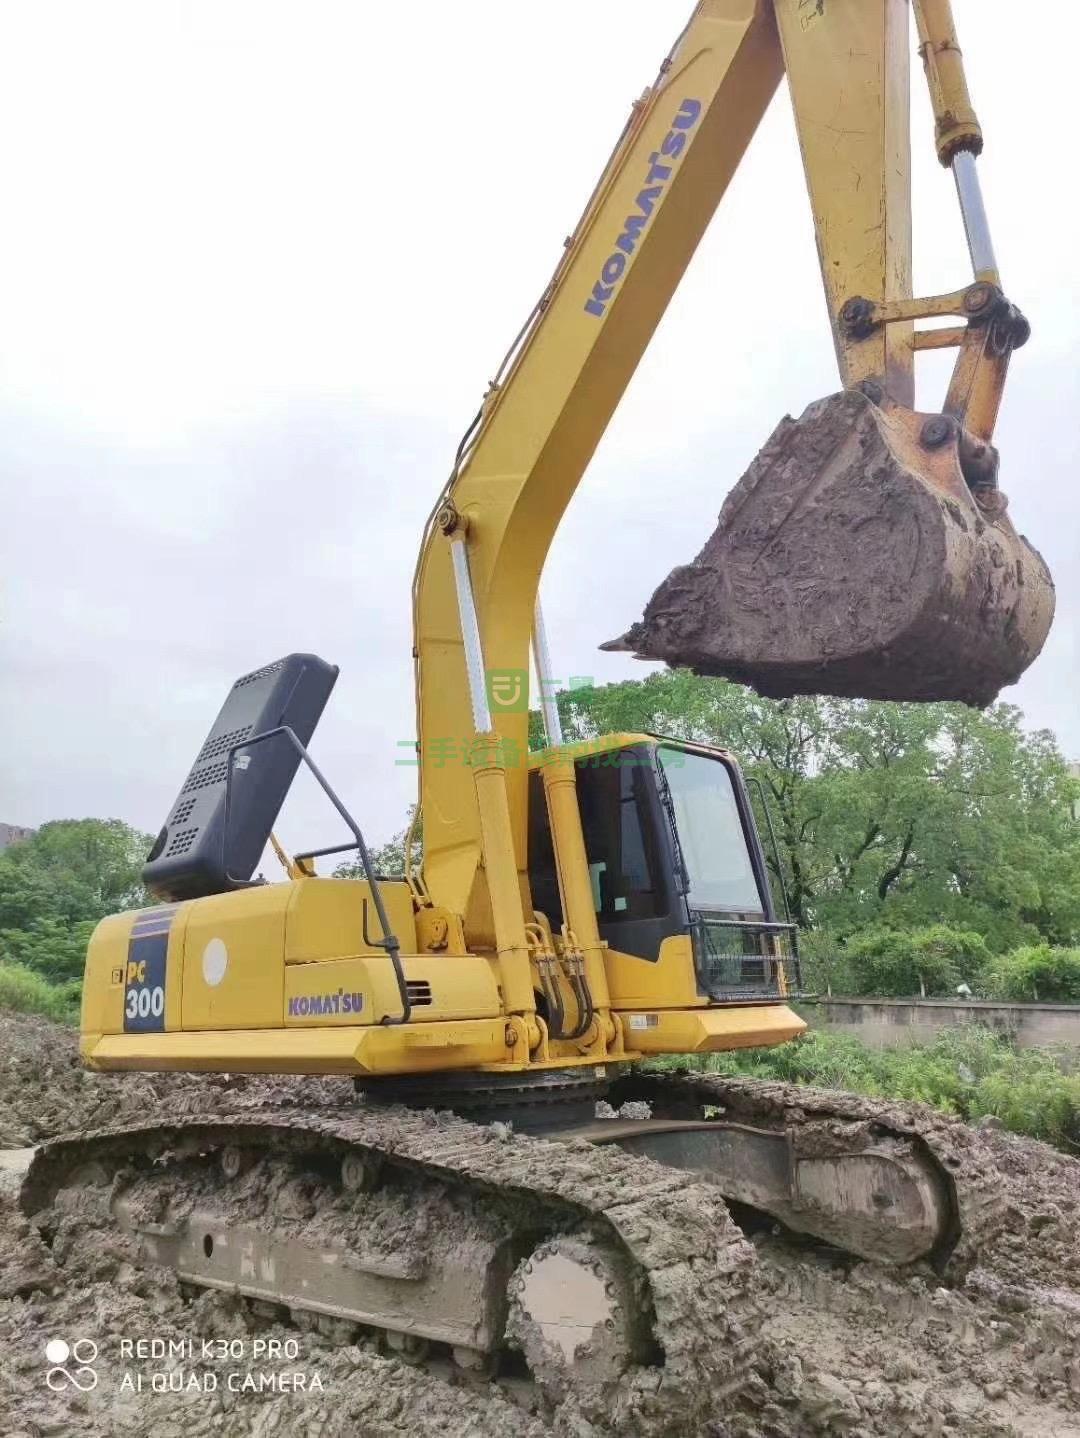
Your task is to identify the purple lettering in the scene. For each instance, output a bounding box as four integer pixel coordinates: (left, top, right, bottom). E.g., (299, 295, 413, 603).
(635, 184, 663, 218)
(646, 152, 672, 185)
(673, 97, 701, 130)
(615, 211, 648, 256)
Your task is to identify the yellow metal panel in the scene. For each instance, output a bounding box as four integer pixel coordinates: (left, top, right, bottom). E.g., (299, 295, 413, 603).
(618, 1004, 805, 1053)
(81, 912, 132, 1036)
(284, 955, 501, 1027)
(284, 877, 417, 964)
(401, 955, 502, 1021)
(163, 907, 189, 1029)
(82, 1019, 511, 1077)
(774, 0, 913, 402)
(181, 885, 289, 1030)
(605, 936, 706, 1010)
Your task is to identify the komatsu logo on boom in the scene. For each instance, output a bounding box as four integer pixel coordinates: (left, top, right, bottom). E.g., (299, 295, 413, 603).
(584, 97, 702, 319)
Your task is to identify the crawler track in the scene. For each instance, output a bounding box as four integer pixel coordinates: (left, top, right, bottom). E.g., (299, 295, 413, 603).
(21, 1101, 761, 1437)
(615, 1069, 1008, 1274)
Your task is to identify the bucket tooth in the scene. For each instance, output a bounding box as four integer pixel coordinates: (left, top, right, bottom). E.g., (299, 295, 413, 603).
(606, 390, 1054, 706)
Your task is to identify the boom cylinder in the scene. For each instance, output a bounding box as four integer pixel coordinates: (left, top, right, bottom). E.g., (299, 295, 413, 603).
(540, 757, 613, 1023)
(532, 598, 564, 747)
(448, 532, 536, 1021)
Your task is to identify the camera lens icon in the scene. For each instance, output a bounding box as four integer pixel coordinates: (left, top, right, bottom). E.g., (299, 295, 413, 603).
(45, 1337, 99, 1391)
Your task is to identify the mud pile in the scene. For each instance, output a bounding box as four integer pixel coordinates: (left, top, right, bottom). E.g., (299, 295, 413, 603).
(604, 390, 1054, 707)
(2, 1011, 1079, 1437)
(0, 1011, 227, 1147)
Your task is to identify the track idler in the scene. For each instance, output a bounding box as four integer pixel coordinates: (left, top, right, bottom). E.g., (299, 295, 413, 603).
(605, 389, 1054, 706)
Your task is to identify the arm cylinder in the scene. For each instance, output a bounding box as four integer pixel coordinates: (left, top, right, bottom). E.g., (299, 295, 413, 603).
(914, 0, 997, 283)
(952, 150, 998, 281)
(914, 0, 982, 164)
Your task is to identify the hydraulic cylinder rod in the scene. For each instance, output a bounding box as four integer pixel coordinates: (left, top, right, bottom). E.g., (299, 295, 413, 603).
(448, 531, 536, 1021)
(914, 0, 998, 283)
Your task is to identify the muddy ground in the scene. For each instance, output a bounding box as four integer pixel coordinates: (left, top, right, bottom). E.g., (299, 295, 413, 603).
(1, 1010, 1078, 1437)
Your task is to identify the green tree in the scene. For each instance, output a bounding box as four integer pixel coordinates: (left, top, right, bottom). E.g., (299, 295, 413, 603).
(0, 819, 152, 982)
(333, 806, 421, 880)
(0, 917, 98, 982)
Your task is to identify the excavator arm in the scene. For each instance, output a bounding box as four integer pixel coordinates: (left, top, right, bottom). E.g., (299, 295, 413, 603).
(412, 0, 1052, 955)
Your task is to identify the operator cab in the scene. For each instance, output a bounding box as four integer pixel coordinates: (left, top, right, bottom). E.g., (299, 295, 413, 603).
(527, 736, 799, 1004)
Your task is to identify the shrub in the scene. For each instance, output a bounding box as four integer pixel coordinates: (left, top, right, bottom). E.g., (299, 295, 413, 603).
(0, 960, 80, 1023)
(986, 944, 1080, 1003)
(840, 924, 990, 998)
(792, 929, 844, 995)
(655, 1026, 1080, 1150)
(970, 1063, 1080, 1148)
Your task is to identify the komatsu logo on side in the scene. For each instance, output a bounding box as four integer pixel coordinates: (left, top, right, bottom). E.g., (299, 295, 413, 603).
(289, 989, 364, 1018)
(584, 97, 702, 319)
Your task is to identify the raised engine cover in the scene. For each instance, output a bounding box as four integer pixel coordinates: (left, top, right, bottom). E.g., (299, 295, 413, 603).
(143, 653, 338, 901)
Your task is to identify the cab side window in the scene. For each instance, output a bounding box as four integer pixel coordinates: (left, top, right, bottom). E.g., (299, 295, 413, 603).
(576, 760, 664, 923)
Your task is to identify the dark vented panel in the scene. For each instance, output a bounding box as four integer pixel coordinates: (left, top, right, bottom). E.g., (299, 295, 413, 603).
(165, 827, 198, 857)
(234, 661, 285, 689)
(181, 760, 230, 794)
(195, 724, 254, 763)
(171, 797, 196, 825)
(405, 980, 433, 1008)
(143, 653, 338, 902)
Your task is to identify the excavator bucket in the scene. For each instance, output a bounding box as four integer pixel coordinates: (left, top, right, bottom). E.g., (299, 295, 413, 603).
(605, 390, 1054, 706)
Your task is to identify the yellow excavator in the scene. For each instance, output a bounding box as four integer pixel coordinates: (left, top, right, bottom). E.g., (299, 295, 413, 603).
(22, 1, 1049, 1428)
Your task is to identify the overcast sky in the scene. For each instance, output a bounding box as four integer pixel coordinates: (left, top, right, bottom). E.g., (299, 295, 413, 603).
(2, 0, 1077, 858)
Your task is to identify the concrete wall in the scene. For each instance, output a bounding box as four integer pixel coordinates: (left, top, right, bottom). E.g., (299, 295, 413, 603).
(800, 997, 1080, 1059)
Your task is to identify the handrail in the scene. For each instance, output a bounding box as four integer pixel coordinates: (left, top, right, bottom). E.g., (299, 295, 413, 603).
(222, 725, 411, 1025)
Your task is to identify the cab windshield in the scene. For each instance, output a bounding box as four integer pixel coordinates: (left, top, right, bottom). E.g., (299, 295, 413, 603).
(656, 747, 764, 914)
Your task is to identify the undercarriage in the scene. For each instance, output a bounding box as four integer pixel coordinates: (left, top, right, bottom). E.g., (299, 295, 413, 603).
(20, 1069, 1005, 1433)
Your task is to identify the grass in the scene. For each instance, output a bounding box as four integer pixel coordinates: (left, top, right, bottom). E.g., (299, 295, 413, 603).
(0, 960, 81, 1024)
(647, 1026, 1080, 1151)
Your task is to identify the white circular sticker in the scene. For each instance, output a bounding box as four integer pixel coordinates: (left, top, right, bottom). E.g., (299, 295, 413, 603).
(202, 938, 228, 987)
